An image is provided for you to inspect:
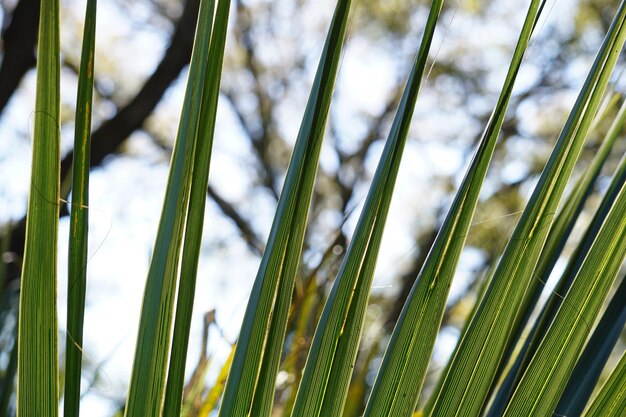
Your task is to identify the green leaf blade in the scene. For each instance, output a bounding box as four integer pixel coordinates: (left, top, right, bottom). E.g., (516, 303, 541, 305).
(290, 2, 445, 416)
(501, 160, 626, 416)
(217, 2, 351, 416)
(124, 0, 218, 414)
(507, 97, 626, 353)
(487, 117, 626, 417)
(163, 0, 227, 415)
(16, 0, 61, 416)
(556, 274, 626, 416)
(429, 2, 626, 416)
(64, 1, 97, 416)
(363, 1, 544, 416)
(582, 350, 626, 417)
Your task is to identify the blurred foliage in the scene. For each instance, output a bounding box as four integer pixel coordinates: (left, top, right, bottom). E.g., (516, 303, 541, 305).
(0, 0, 624, 415)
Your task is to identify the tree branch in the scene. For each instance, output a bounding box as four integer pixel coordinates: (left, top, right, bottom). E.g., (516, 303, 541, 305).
(207, 185, 264, 256)
(60, 0, 201, 181)
(6, 0, 201, 283)
(0, 0, 40, 116)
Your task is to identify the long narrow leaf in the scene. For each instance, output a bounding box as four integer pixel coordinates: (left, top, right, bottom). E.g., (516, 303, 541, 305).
(290, 2, 444, 416)
(556, 275, 626, 416)
(16, 0, 61, 416)
(421, 264, 496, 416)
(124, 0, 216, 414)
(163, 0, 227, 415)
(363, 2, 544, 416)
(501, 159, 626, 416)
(64, 1, 97, 416)
(217, 2, 351, 416)
(504, 96, 626, 360)
(581, 349, 626, 417)
(429, 2, 626, 416)
(486, 99, 626, 417)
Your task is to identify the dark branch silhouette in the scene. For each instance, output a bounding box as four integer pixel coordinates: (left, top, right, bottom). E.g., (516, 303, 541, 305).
(0, 0, 40, 115)
(6, 0, 201, 283)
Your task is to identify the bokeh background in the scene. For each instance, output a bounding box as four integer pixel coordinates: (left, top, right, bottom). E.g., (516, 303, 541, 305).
(0, 0, 624, 415)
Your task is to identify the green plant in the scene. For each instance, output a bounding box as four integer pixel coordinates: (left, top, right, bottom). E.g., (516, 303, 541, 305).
(4, 0, 626, 416)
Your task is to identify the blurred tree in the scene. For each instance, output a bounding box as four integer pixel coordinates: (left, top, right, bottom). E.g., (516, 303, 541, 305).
(0, 0, 623, 415)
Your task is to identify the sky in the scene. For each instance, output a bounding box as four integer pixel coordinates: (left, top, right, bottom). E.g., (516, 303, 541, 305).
(0, 0, 620, 415)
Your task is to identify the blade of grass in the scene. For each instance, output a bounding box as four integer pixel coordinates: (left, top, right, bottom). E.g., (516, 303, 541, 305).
(429, 2, 626, 416)
(501, 159, 626, 416)
(163, 0, 227, 415)
(124, 0, 218, 414)
(16, 0, 60, 416)
(556, 275, 626, 416)
(217, 2, 351, 416)
(290, 2, 444, 416)
(581, 349, 626, 417)
(505, 95, 626, 357)
(488, 172, 626, 417)
(421, 264, 496, 416)
(363, 2, 543, 416)
(64, 1, 97, 416)
(486, 98, 626, 417)
(342, 336, 381, 417)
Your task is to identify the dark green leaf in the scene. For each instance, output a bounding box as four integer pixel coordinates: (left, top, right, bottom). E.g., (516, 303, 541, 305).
(64, 1, 97, 416)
